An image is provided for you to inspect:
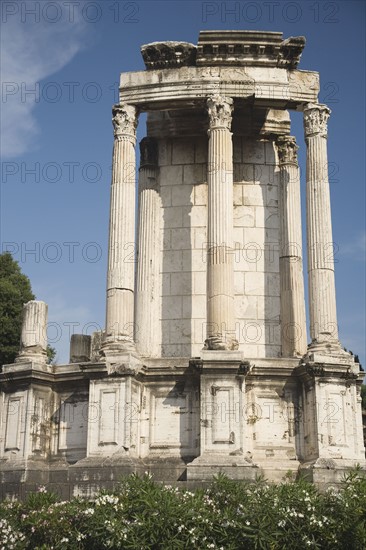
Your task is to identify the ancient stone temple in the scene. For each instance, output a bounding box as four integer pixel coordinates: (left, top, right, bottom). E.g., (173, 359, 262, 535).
(1, 30, 365, 499)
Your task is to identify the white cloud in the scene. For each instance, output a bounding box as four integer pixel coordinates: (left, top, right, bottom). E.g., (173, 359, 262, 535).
(1, 2, 88, 158)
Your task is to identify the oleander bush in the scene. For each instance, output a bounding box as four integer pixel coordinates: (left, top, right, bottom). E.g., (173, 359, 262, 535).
(1, 468, 366, 549)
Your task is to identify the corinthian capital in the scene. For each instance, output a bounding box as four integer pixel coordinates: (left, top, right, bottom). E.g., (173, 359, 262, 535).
(112, 103, 138, 140)
(207, 95, 233, 130)
(303, 103, 331, 138)
(277, 135, 299, 164)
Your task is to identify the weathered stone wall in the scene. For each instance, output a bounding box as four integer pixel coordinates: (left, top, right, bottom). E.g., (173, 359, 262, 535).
(233, 138, 281, 358)
(159, 137, 207, 357)
(159, 136, 280, 358)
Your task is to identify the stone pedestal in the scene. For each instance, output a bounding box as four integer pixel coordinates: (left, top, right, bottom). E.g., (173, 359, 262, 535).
(187, 352, 257, 480)
(135, 137, 161, 357)
(104, 104, 139, 356)
(86, 375, 142, 462)
(304, 104, 340, 353)
(16, 300, 48, 364)
(298, 360, 366, 489)
(205, 95, 238, 351)
(277, 136, 307, 357)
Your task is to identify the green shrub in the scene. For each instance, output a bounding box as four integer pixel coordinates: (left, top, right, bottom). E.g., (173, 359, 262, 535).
(1, 469, 366, 549)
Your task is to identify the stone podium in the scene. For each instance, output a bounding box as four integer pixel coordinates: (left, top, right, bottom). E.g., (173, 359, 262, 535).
(1, 30, 364, 499)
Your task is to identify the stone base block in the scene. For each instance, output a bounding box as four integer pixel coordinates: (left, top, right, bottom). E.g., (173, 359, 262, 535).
(143, 457, 195, 482)
(255, 459, 300, 483)
(299, 459, 366, 491)
(0, 459, 51, 500)
(69, 455, 145, 497)
(187, 455, 259, 481)
(0, 455, 146, 500)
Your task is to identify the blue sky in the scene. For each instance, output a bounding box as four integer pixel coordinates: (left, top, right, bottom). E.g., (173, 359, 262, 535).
(1, 0, 365, 365)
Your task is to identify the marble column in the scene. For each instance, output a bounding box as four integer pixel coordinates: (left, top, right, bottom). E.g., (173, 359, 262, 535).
(205, 95, 238, 351)
(135, 137, 161, 357)
(277, 136, 307, 356)
(16, 300, 48, 363)
(104, 103, 138, 352)
(304, 103, 339, 350)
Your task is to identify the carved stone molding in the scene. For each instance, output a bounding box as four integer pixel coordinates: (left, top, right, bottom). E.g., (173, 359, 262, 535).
(238, 361, 252, 375)
(112, 104, 138, 140)
(189, 358, 203, 371)
(316, 458, 336, 470)
(277, 36, 306, 69)
(306, 363, 325, 377)
(141, 41, 196, 70)
(196, 31, 305, 69)
(207, 95, 233, 131)
(277, 135, 299, 164)
(303, 103, 331, 139)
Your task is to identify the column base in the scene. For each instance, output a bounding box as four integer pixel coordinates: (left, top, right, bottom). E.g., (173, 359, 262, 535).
(305, 341, 356, 366)
(102, 335, 136, 351)
(204, 334, 239, 351)
(15, 348, 47, 364)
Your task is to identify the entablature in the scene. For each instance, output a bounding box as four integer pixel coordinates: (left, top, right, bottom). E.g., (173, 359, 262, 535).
(119, 66, 319, 112)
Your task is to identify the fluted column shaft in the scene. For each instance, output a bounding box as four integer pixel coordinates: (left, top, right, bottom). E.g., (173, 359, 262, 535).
(135, 137, 161, 357)
(304, 103, 339, 347)
(277, 136, 307, 356)
(205, 95, 238, 351)
(16, 300, 48, 363)
(105, 104, 138, 351)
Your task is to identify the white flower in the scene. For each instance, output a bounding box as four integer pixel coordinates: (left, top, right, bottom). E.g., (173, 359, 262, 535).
(278, 520, 286, 527)
(95, 494, 119, 506)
